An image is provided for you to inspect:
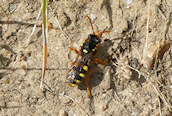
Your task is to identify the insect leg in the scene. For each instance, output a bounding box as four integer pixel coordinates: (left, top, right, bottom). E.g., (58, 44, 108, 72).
(70, 62, 76, 67)
(69, 47, 79, 54)
(86, 66, 91, 98)
(68, 47, 81, 63)
(92, 58, 107, 65)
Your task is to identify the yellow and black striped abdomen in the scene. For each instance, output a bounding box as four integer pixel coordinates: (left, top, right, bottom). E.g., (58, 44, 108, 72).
(66, 65, 89, 86)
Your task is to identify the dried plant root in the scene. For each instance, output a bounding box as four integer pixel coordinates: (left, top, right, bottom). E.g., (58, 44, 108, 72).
(143, 40, 170, 70)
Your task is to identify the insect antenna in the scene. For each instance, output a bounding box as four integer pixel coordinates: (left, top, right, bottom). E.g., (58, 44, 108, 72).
(97, 31, 110, 37)
(86, 15, 95, 35)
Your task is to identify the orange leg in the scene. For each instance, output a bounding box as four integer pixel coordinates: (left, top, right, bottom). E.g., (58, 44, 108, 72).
(69, 47, 81, 63)
(96, 44, 100, 49)
(70, 62, 76, 67)
(69, 47, 79, 54)
(92, 58, 107, 65)
(84, 38, 88, 42)
(86, 67, 91, 98)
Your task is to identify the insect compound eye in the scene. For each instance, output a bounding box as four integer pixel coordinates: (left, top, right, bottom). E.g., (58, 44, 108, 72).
(88, 34, 99, 44)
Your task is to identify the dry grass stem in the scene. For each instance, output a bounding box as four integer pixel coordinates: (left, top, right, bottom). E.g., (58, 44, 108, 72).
(40, 0, 48, 90)
(143, 0, 150, 61)
(24, 4, 43, 48)
(145, 76, 172, 111)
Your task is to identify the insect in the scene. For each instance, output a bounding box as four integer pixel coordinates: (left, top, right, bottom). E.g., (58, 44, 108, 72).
(66, 15, 110, 98)
(66, 54, 91, 97)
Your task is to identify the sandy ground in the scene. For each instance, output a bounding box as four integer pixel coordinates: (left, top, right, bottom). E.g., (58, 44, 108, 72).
(0, 0, 172, 115)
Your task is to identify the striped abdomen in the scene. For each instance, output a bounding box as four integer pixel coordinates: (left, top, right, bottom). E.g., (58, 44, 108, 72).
(66, 64, 89, 86)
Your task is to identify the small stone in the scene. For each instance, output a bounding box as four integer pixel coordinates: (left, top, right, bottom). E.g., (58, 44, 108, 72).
(100, 103, 107, 111)
(4, 78, 10, 84)
(62, 97, 71, 104)
(0, 100, 6, 108)
(96, 102, 107, 111)
(15, 69, 26, 75)
(19, 85, 24, 89)
(59, 110, 67, 116)
(58, 8, 69, 29)
(34, 91, 45, 99)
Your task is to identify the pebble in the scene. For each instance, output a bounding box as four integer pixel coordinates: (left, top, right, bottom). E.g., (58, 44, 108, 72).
(19, 85, 24, 89)
(100, 103, 107, 111)
(15, 68, 26, 75)
(62, 97, 71, 104)
(59, 110, 67, 116)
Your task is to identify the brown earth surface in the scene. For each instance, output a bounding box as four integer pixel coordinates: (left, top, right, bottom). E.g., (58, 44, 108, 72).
(0, 0, 172, 116)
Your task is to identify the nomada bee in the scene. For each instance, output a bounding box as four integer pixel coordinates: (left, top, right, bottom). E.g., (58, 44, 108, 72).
(66, 15, 110, 98)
